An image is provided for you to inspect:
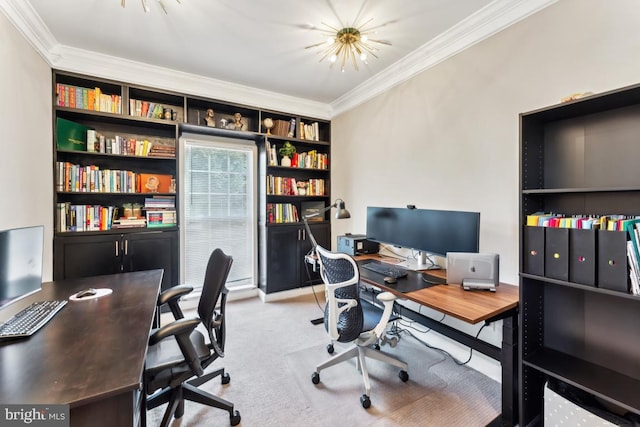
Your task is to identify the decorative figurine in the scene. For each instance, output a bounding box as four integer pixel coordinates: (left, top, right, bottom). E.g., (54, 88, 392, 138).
(204, 109, 215, 127)
(263, 117, 274, 135)
(233, 112, 245, 131)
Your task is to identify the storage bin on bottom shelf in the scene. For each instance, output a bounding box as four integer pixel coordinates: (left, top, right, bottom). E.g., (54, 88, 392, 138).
(544, 380, 634, 426)
(523, 226, 629, 292)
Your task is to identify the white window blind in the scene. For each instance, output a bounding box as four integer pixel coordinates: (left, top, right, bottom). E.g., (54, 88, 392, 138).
(180, 135, 257, 290)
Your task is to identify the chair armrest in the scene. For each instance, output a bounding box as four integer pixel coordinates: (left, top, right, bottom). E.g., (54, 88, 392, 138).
(157, 285, 194, 320)
(149, 318, 200, 346)
(373, 291, 398, 338)
(149, 318, 204, 378)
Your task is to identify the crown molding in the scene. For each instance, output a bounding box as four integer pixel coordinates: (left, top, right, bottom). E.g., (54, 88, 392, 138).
(330, 0, 557, 116)
(0, 0, 331, 120)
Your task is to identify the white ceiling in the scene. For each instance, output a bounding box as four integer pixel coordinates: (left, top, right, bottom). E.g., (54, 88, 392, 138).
(2, 0, 555, 116)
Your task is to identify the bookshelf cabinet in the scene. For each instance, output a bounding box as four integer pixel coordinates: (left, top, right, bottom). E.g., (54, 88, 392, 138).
(258, 120, 332, 294)
(53, 71, 179, 292)
(519, 84, 640, 425)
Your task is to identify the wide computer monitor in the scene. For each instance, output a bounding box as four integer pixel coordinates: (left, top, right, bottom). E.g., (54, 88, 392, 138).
(366, 206, 480, 270)
(0, 225, 44, 310)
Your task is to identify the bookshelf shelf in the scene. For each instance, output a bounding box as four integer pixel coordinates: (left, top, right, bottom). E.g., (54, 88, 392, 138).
(519, 82, 640, 425)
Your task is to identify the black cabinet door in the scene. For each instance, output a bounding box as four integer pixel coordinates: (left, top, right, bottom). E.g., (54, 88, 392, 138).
(266, 226, 303, 293)
(300, 223, 330, 286)
(124, 230, 178, 292)
(54, 234, 122, 280)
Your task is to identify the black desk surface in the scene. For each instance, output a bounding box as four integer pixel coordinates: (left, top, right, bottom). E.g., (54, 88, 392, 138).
(358, 259, 439, 293)
(0, 270, 162, 407)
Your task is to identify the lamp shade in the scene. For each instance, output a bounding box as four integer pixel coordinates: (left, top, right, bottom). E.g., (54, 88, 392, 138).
(334, 199, 351, 219)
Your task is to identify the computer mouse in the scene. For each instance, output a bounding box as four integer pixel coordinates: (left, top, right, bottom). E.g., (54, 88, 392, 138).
(76, 288, 97, 298)
(383, 276, 397, 285)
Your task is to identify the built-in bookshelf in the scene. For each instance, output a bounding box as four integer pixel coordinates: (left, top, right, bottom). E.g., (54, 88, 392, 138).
(53, 71, 180, 292)
(259, 117, 331, 293)
(52, 70, 332, 295)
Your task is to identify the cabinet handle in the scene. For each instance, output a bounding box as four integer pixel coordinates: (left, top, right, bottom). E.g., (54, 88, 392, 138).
(302, 229, 306, 240)
(124, 239, 128, 255)
(115, 241, 119, 257)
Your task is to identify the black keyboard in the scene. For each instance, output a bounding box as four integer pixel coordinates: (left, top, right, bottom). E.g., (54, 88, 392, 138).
(0, 300, 67, 339)
(361, 261, 408, 279)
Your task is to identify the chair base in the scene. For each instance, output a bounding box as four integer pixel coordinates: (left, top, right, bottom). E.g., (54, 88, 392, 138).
(314, 343, 408, 399)
(148, 368, 240, 427)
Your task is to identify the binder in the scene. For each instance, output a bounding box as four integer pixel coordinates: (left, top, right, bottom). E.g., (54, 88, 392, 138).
(545, 227, 569, 281)
(523, 226, 544, 276)
(569, 228, 596, 286)
(597, 230, 628, 292)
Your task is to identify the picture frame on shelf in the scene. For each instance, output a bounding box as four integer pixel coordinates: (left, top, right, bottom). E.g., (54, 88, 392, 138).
(301, 201, 325, 221)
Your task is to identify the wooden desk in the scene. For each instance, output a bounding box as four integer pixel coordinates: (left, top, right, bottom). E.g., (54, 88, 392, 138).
(356, 254, 518, 427)
(0, 270, 162, 427)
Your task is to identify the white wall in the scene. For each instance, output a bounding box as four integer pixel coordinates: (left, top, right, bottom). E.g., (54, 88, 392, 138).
(0, 12, 52, 279)
(330, 0, 640, 378)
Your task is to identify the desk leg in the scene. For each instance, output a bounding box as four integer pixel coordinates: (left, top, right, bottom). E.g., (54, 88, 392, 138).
(501, 312, 518, 426)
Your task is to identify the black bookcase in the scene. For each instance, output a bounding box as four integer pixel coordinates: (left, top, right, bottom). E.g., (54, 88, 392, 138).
(519, 84, 640, 425)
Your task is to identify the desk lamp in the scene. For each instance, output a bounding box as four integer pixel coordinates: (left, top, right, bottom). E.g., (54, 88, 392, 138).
(303, 198, 351, 251)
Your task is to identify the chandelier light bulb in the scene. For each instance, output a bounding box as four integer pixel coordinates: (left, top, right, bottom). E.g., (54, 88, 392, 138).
(361, 35, 368, 42)
(326, 37, 334, 45)
(330, 54, 337, 63)
(360, 53, 367, 61)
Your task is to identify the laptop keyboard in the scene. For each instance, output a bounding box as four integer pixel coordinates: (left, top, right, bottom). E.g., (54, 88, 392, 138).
(0, 300, 67, 339)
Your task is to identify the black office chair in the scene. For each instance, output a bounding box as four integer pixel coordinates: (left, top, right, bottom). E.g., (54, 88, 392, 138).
(144, 248, 241, 426)
(311, 245, 409, 408)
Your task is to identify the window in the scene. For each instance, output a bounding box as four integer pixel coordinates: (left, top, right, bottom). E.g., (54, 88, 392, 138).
(180, 134, 257, 290)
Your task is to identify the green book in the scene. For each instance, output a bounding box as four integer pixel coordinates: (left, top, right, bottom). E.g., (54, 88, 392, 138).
(56, 117, 88, 151)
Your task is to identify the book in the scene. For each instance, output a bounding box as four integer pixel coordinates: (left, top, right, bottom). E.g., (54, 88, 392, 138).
(138, 173, 174, 193)
(56, 118, 88, 151)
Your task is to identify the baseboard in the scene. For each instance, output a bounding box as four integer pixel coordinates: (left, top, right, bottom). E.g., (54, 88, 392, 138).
(258, 284, 324, 303)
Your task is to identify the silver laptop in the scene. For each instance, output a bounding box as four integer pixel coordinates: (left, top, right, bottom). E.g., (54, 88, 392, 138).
(446, 252, 499, 291)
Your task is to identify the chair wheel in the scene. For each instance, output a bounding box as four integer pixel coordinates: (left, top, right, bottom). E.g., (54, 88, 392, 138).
(399, 370, 409, 382)
(360, 394, 371, 409)
(221, 373, 231, 384)
(327, 344, 334, 354)
(311, 372, 320, 384)
(230, 410, 241, 426)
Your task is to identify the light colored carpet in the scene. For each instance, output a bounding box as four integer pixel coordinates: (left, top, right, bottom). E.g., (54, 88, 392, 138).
(147, 293, 500, 426)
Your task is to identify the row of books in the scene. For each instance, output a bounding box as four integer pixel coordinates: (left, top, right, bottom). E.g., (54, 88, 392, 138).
(267, 203, 299, 224)
(266, 176, 325, 196)
(56, 83, 122, 114)
(56, 203, 117, 232)
(56, 162, 137, 193)
(299, 121, 320, 141)
(87, 131, 175, 157)
(265, 141, 328, 169)
(129, 99, 178, 121)
(526, 213, 636, 230)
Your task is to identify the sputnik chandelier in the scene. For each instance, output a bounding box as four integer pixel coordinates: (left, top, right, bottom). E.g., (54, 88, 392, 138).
(120, 0, 181, 14)
(306, 18, 391, 72)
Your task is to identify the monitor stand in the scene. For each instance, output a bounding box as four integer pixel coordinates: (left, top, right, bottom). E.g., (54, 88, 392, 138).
(462, 279, 497, 292)
(397, 251, 441, 271)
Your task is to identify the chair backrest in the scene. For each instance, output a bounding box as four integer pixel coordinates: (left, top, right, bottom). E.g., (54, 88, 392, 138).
(315, 246, 363, 343)
(198, 248, 233, 350)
